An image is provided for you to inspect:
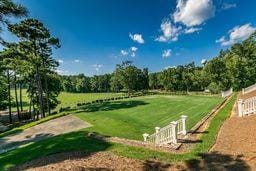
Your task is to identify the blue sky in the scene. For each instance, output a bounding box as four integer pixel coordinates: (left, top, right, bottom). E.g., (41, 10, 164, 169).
(1, 0, 256, 75)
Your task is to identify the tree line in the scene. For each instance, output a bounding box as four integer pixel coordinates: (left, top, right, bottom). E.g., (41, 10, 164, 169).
(60, 61, 149, 94)
(0, 0, 61, 123)
(60, 32, 256, 95)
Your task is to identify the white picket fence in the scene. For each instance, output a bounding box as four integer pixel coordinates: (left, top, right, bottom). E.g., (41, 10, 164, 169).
(221, 88, 233, 98)
(143, 115, 187, 145)
(237, 97, 256, 117)
(242, 83, 256, 95)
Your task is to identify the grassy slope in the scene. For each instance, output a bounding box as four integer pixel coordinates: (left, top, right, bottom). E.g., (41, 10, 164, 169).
(75, 95, 223, 140)
(0, 94, 236, 170)
(9, 90, 123, 111)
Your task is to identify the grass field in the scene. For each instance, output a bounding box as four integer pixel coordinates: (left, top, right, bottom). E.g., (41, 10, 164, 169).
(0, 94, 236, 170)
(9, 89, 124, 111)
(75, 95, 223, 140)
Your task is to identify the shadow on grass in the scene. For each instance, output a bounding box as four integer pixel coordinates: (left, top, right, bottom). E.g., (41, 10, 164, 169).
(185, 151, 250, 171)
(76, 100, 149, 113)
(0, 131, 112, 170)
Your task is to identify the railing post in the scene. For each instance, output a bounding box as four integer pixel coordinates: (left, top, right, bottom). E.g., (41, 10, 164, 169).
(221, 91, 224, 98)
(238, 99, 244, 117)
(155, 127, 160, 144)
(181, 115, 187, 135)
(242, 88, 245, 95)
(143, 133, 149, 142)
(170, 121, 177, 144)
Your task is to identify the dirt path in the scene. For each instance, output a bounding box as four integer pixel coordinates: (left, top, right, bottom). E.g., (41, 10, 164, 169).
(0, 115, 91, 154)
(211, 91, 256, 169)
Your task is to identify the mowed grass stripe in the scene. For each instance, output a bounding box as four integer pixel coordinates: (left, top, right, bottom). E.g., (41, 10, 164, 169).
(75, 95, 223, 140)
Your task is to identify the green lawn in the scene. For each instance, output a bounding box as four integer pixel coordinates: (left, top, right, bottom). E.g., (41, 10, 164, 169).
(9, 89, 124, 111)
(0, 94, 236, 170)
(75, 95, 223, 140)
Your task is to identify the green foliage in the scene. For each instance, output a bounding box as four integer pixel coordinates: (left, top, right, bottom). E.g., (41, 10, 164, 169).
(113, 61, 149, 93)
(207, 82, 221, 94)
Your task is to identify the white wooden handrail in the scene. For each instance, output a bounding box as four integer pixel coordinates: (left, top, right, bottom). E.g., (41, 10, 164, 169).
(242, 83, 256, 95)
(143, 115, 187, 145)
(221, 88, 233, 98)
(237, 97, 256, 117)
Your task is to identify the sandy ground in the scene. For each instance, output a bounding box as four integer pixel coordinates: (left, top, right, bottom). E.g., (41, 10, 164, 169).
(0, 115, 91, 154)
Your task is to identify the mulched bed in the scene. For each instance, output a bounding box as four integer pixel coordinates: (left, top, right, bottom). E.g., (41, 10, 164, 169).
(13, 151, 178, 171)
(211, 115, 256, 169)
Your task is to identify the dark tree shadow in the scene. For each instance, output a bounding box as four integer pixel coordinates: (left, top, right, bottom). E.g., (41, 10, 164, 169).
(142, 160, 172, 171)
(76, 100, 149, 113)
(2, 131, 112, 171)
(0, 133, 54, 154)
(185, 151, 251, 171)
(179, 139, 203, 144)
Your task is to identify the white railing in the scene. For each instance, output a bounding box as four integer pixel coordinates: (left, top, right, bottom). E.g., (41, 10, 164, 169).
(237, 97, 256, 117)
(242, 83, 256, 95)
(221, 88, 233, 98)
(143, 115, 187, 145)
(177, 115, 187, 135)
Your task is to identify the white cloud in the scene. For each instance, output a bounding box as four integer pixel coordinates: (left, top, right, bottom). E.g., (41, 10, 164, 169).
(201, 59, 207, 65)
(162, 49, 172, 58)
(56, 69, 69, 75)
(131, 52, 136, 57)
(184, 27, 202, 34)
(92, 64, 103, 71)
(130, 46, 138, 52)
(129, 33, 145, 44)
(155, 20, 182, 42)
(57, 59, 64, 64)
(120, 49, 128, 56)
(173, 0, 215, 27)
(221, 3, 236, 10)
(73, 59, 80, 63)
(164, 66, 176, 70)
(216, 23, 256, 46)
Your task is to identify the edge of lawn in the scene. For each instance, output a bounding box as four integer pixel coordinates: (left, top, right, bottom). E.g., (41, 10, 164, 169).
(0, 93, 236, 170)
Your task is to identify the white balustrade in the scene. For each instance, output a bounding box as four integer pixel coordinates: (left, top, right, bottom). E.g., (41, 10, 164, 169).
(143, 115, 187, 145)
(242, 83, 256, 95)
(237, 97, 256, 117)
(221, 88, 233, 98)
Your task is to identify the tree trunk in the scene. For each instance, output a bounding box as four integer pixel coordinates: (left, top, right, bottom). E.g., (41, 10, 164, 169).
(14, 74, 21, 121)
(19, 82, 23, 111)
(44, 75, 50, 115)
(33, 42, 45, 118)
(36, 66, 45, 118)
(7, 70, 12, 124)
(29, 98, 32, 119)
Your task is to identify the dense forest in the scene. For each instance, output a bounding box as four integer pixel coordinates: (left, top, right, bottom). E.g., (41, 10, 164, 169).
(0, 0, 256, 124)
